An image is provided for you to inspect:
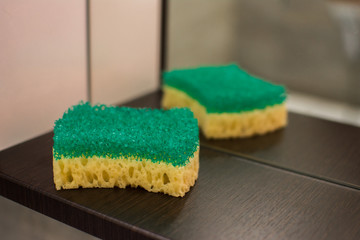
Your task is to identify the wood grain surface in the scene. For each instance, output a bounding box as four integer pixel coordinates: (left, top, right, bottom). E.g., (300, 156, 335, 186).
(125, 91, 360, 189)
(1, 132, 360, 240)
(1, 90, 360, 239)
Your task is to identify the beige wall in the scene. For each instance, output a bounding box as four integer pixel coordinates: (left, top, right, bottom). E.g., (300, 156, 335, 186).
(90, 0, 160, 105)
(168, 0, 235, 70)
(0, 0, 88, 151)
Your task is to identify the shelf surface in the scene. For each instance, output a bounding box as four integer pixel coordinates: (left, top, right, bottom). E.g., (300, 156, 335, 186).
(1, 90, 360, 239)
(127, 91, 360, 189)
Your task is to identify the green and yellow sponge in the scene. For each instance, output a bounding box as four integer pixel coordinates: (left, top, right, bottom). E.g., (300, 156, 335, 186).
(162, 64, 287, 139)
(53, 102, 199, 197)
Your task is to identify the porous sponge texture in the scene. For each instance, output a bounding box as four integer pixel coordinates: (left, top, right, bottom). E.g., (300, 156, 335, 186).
(53, 102, 199, 167)
(163, 64, 286, 113)
(53, 102, 200, 197)
(53, 149, 199, 197)
(162, 86, 287, 139)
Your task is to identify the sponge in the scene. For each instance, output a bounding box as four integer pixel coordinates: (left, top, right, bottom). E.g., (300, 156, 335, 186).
(53, 102, 199, 197)
(162, 64, 287, 138)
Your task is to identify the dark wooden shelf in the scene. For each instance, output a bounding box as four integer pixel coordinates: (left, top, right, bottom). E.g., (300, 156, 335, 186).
(127, 91, 360, 190)
(1, 90, 360, 239)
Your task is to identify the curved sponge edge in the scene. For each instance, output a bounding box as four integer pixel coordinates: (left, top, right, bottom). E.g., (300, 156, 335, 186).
(162, 86, 287, 139)
(53, 148, 199, 197)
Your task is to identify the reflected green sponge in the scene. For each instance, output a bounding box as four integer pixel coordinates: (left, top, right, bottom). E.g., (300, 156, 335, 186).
(163, 64, 286, 113)
(162, 64, 287, 139)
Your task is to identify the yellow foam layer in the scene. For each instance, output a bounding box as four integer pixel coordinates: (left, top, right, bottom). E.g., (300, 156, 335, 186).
(53, 149, 199, 197)
(162, 86, 287, 139)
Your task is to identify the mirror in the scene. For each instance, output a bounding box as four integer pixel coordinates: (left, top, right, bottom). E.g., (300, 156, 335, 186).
(166, 0, 360, 126)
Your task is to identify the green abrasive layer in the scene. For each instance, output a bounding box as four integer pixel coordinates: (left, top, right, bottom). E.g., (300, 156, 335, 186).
(163, 64, 287, 113)
(53, 102, 199, 167)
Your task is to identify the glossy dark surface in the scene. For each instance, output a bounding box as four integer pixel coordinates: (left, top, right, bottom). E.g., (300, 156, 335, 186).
(1, 90, 360, 239)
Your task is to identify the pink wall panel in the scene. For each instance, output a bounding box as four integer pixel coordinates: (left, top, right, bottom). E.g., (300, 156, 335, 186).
(0, 0, 87, 150)
(90, 0, 160, 104)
